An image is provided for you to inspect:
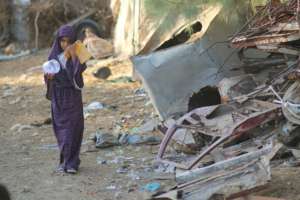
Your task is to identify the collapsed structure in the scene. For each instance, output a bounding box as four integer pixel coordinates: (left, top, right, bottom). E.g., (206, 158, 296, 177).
(130, 0, 300, 199)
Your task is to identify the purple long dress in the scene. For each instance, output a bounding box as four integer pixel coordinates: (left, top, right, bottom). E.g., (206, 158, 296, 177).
(46, 25, 86, 171)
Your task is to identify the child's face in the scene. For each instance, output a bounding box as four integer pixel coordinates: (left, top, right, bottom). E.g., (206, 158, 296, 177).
(60, 37, 71, 51)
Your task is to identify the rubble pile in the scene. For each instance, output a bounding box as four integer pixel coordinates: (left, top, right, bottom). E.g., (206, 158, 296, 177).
(152, 1, 300, 199)
(230, 0, 300, 75)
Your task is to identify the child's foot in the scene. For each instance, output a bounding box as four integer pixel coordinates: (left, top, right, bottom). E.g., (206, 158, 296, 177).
(55, 166, 65, 173)
(66, 168, 77, 174)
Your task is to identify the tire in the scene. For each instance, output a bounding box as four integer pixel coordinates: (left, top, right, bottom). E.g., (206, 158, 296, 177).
(74, 19, 104, 41)
(0, 22, 9, 47)
(93, 67, 111, 80)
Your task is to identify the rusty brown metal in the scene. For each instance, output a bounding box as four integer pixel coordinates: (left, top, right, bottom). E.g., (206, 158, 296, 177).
(230, 0, 300, 49)
(231, 32, 300, 48)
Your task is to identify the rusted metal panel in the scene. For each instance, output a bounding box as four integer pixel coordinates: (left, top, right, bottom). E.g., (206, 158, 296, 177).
(231, 32, 300, 48)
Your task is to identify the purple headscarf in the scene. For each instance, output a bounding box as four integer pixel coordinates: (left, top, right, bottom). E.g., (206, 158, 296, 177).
(48, 25, 76, 60)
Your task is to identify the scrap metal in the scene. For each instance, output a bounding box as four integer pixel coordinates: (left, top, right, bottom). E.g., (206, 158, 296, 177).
(154, 143, 282, 200)
(157, 100, 282, 170)
(151, 1, 300, 199)
(231, 0, 300, 50)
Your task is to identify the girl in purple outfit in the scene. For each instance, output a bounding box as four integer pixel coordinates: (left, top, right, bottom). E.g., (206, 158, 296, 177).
(45, 25, 86, 174)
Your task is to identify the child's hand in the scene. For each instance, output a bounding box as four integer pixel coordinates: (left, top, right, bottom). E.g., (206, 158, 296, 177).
(46, 73, 55, 80)
(64, 44, 76, 59)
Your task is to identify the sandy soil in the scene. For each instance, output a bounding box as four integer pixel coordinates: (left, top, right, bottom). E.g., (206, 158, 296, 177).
(0, 50, 300, 200)
(0, 50, 169, 200)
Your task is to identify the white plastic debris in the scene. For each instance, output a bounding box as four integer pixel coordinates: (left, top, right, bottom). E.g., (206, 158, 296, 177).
(84, 101, 104, 111)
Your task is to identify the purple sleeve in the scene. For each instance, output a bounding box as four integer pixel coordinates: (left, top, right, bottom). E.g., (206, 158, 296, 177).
(65, 57, 86, 89)
(72, 58, 87, 74)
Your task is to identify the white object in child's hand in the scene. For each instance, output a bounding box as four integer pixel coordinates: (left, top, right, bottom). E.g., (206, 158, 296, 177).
(42, 59, 60, 74)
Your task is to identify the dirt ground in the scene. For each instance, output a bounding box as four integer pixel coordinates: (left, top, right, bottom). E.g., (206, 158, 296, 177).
(0, 51, 300, 200)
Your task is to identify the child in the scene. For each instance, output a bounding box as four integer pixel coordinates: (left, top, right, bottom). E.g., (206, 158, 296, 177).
(0, 184, 10, 200)
(44, 25, 86, 174)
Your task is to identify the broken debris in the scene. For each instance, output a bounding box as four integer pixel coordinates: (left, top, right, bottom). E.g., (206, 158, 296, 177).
(92, 130, 161, 149)
(150, 1, 300, 198)
(95, 131, 119, 148)
(142, 182, 161, 193)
